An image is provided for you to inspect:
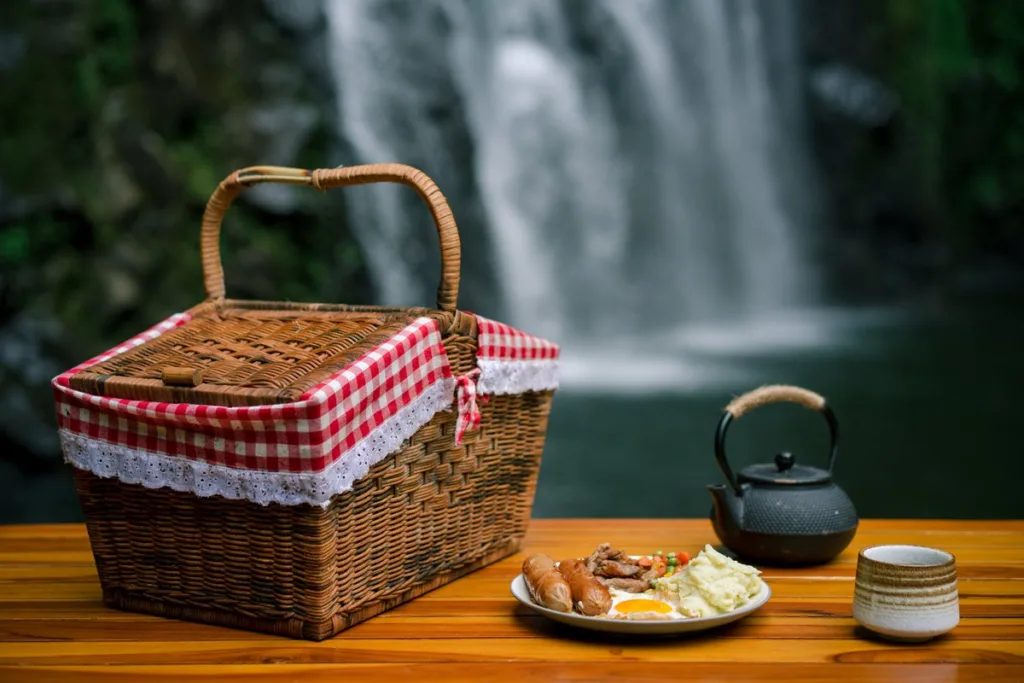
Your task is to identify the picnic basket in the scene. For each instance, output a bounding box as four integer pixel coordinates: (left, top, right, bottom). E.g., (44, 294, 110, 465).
(51, 164, 559, 640)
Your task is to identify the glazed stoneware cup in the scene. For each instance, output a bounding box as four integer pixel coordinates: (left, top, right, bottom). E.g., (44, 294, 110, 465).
(853, 545, 959, 642)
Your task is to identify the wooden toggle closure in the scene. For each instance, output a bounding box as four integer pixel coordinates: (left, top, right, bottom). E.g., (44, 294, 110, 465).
(161, 366, 204, 387)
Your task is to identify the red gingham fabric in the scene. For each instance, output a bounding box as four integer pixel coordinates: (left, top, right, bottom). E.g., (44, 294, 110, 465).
(475, 316, 560, 361)
(52, 314, 452, 474)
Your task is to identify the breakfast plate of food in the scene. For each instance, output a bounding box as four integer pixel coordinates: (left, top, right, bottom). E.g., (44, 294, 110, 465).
(510, 543, 771, 635)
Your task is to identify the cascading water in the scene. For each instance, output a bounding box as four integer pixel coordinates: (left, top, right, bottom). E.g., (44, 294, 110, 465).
(324, 0, 823, 391)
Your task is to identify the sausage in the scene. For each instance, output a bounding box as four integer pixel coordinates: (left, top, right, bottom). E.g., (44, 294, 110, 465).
(522, 554, 572, 612)
(558, 558, 612, 616)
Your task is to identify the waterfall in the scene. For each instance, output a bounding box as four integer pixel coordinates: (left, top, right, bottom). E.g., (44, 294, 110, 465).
(324, 0, 821, 389)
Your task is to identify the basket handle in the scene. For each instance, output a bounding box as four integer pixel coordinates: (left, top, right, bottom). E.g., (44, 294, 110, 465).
(200, 164, 461, 312)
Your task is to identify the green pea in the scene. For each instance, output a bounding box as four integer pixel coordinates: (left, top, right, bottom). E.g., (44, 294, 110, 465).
(655, 549, 663, 556)
(667, 552, 676, 558)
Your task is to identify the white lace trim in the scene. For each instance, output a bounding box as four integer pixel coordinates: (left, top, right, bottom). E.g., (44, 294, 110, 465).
(477, 358, 559, 395)
(60, 377, 456, 508)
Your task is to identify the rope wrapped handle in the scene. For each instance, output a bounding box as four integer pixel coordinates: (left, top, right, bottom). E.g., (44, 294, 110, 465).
(724, 384, 827, 419)
(200, 164, 462, 312)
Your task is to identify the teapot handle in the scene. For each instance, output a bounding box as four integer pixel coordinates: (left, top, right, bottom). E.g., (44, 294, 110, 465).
(714, 385, 839, 496)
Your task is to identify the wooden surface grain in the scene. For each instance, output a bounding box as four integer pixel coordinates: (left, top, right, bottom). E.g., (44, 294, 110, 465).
(1, 519, 1022, 682)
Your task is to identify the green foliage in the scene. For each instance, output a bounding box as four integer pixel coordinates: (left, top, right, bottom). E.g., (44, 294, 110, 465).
(77, 0, 137, 107)
(883, 0, 969, 198)
(876, 0, 1024, 255)
(0, 223, 29, 265)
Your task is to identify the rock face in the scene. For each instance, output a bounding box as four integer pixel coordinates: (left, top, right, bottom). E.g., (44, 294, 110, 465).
(0, 0, 369, 521)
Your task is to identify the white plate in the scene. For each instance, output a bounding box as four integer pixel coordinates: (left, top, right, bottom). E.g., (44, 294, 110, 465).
(510, 574, 771, 636)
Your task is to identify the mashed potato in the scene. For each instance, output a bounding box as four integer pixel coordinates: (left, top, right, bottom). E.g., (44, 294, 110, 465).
(652, 544, 764, 617)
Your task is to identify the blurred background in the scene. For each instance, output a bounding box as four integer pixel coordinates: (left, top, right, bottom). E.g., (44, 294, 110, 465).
(2, 0, 1022, 524)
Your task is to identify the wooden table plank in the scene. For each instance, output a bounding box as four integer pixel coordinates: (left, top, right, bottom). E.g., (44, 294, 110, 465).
(1, 663, 1023, 683)
(2, 616, 1023, 642)
(0, 519, 1022, 682)
(1, 637, 1023, 665)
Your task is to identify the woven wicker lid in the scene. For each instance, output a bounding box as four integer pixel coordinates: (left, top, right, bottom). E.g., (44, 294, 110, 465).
(68, 304, 433, 406)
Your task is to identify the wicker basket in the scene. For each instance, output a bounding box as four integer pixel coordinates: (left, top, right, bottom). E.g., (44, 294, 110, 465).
(51, 164, 559, 640)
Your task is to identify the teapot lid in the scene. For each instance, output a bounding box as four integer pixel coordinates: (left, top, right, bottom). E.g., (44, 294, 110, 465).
(738, 452, 832, 486)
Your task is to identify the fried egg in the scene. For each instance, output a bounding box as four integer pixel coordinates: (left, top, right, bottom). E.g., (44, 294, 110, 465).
(605, 588, 685, 620)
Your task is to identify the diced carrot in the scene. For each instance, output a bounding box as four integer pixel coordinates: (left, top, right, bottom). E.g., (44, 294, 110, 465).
(638, 556, 653, 568)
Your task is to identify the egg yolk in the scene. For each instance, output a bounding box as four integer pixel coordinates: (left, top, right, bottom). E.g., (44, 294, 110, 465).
(614, 599, 673, 614)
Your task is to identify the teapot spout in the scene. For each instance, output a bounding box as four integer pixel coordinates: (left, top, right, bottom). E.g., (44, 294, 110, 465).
(708, 483, 744, 540)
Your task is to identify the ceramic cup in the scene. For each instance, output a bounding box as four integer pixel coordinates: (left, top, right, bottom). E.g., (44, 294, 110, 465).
(853, 544, 959, 642)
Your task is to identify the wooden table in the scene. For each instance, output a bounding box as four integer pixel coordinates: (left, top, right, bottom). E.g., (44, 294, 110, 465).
(1, 519, 1022, 682)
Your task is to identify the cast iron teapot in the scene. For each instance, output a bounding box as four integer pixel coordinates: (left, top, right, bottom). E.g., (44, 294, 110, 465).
(708, 384, 858, 566)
